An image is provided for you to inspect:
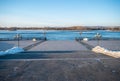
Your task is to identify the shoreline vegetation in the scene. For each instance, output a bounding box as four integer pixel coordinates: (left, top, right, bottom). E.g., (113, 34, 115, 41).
(0, 26, 120, 31)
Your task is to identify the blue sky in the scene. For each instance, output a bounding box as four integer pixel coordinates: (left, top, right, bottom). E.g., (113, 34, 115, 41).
(0, 0, 120, 27)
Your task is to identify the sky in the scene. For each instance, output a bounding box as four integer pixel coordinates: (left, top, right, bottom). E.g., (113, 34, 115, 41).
(0, 0, 120, 27)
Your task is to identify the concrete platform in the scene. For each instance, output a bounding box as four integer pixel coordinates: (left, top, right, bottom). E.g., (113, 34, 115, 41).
(0, 58, 120, 81)
(29, 40, 88, 51)
(85, 40, 120, 51)
(0, 40, 41, 51)
(0, 40, 120, 81)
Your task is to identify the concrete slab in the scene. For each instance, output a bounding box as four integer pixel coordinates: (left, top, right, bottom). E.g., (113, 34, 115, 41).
(29, 40, 88, 51)
(85, 40, 120, 51)
(0, 40, 40, 51)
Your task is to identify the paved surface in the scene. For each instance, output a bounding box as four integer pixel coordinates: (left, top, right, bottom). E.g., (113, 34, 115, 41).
(0, 58, 114, 61)
(23, 40, 45, 51)
(85, 40, 120, 51)
(0, 40, 41, 51)
(0, 58, 120, 81)
(0, 50, 111, 59)
(29, 40, 88, 51)
(0, 40, 120, 81)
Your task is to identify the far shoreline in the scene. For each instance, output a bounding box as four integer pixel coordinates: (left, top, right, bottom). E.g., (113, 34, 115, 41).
(0, 26, 120, 31)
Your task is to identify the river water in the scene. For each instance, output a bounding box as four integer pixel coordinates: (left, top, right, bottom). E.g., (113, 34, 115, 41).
(0, 30, 120, 40)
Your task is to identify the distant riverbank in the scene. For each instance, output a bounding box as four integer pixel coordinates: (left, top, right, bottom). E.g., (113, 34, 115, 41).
(0, 26, 120, 31)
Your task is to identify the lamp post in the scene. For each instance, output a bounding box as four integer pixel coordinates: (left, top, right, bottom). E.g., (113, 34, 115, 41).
(79, 31, 82, 40)
(43, 28, 46, 40)
(14, 34, 22, 47)
(95, 33, 102, 46)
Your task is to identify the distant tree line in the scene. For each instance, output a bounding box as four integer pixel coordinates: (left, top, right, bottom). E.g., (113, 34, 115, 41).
(0, 26, 120, 31)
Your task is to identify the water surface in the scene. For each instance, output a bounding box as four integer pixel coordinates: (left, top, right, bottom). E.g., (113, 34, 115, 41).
(0, 30, 120, 40)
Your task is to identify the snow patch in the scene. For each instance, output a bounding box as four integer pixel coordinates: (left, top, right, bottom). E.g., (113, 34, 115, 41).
(92, 46, 120, 58)
(0, 47, 24, 56)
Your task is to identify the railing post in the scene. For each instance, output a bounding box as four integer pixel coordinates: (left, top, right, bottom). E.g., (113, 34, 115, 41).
(14, 34, 22, 47)
(95, 33, 102, 46)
